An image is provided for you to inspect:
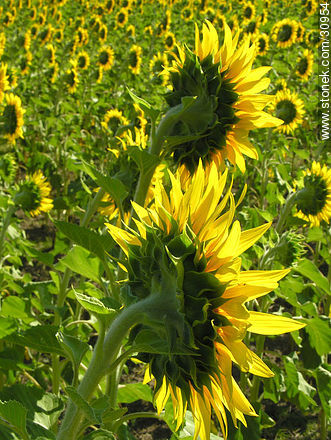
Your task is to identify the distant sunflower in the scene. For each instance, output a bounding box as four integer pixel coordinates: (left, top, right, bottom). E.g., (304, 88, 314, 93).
(0, 93, 24, 144)
(296, 22, 305, 43)
(305, 29, 320, 47)
(15, 170, 53, 217)
(254, 33, 269, 56)
(30, 24, 39, 38)
(101, 108, 130, 136)
(150, 52, 169, 86)
(116, 8, 128, 28)
(76, 50, 90, 70)
(65, 61, 79, 94)
(0, 33, 6, 58)
(295, 162, 331, 227)
(104, 0, 115, 13)
(7, 67, 18, 89)
(164, 21, 282, 174)
(98, 46, 114, 70)
(29, 6, 37, 20)
(242, 1, 256, 23)
(296, 49, 313, 81)
(39, 24, 53, 45)
(0, 64, 10, 103)
(244, 18, 260, 38)
(24, 30, 31, 51)
(45, 44, 56, 66)
(181, 6, 193, 21)
(272, 19, 298, 48)
(106, 162, 305, 440)
(99, 24, 107, 43)
(259, 10, 268, 25)
(128, 44, 142, 75)
(126, 24, 135, 37)
(306, 0, 317, 16)
(273, 78, 287, 93)
(164, 31, 176, 51)
(270, 89, 304, 134)
(49, 61, 59, 83)
(20, 51, 32, 75)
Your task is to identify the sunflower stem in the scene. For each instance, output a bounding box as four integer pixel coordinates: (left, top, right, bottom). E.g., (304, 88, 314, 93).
(56, 296, 156, 440)
(0, 203, 16, 264)
(275, 191, 297, 234)
(52, 188, 106, 396)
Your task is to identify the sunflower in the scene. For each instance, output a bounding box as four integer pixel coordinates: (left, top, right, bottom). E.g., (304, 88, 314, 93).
(296, 21, 305, 43)
(295, 162, 331, 227)
(150, 52, 169, 87)
(116, 8, 128, 28)
(98, 46, 114, 70)
(273, 78, 287, 93)
(20, 51, 32, 75)
(181, 6, 193, 21)
(39, 24, 53, 45)
(0, 64, 10, 103)
(7, 66, 18, 89)
(29, 6, 37, 20)
(0, 153, 17, 183)
(104, 0, 115, 13)
(101, 108, 130, 136)
(75, 27, 88, 46)
(306, 0, 317, 16)
(106, 162, 305, 440)
(49, 61, 59, 83)
(0, 93, 24, 144)
(305, 29, 321, 47)
(65, 61, 79, 94)
(15, 170, 53, 217)
(272, 19, 298, 48)
(54, 28, 64, 43)
(45, 43, 56, 66)
(99, 23, 107, 43)
(270, 89, 304, 134)
(24, 30, 31, 51)
(76, 50, 90, 70)
(30, 24, 39, 38)
(296, 49, 313, 81)
(164, 21, 282, 174)
(128, 44, 142, 75)
(0, 32, 6, 58)
(126, 24, 135, 38)
(244, 18, 260, 39)
(259, 9, 268, 25)
(254, 33, 269, 56)
(164, 31, 176, 51)
(242, 1, 256, 23)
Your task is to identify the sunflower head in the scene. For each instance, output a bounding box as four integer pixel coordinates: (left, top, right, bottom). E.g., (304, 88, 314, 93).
(163, 21, 281, 174)
(0, 152, 17, 183)
(128, 45, 142, 75)
(15, 170, 53, 217)
(295, 162, 331, 227)
(65, 62, 79, 94)
(106, 162, 305, 439)
(98, 46, 114, 70)
(272, 19, 298, 48)
(271, 89, 304, 134)
(0, 93, 24, 144)
(77, 51, 90, 70)
(296, 49, 313, 81)
(273, 231, 306, 267)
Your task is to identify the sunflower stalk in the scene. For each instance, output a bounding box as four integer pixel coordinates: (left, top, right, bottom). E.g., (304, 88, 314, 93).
(56, 280, 177, 440)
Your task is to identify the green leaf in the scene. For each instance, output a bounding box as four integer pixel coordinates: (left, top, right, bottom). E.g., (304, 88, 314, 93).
(305, 316, 331, 356)
(33, 393, 63, 431)
(294, 259, 330, 295)
(74, 291, 116, 316)
(7, 325, 64, 355)
(54, 221, 114, 262)
(0, 400, 29, 440)
(81, 160, 127, 204)
(127, 88, 159, 121)
(117, 383, 153, 404)
(127, 146, 159, 178)
(0, 317, 17, 338)
(65, 387, 99, 424)
(315, 365, 331, 421)
(83, 430, 116, 440)
(57, 246, 102, 283)
(57, 332, 90, 370)
(0, 297, 30, 320)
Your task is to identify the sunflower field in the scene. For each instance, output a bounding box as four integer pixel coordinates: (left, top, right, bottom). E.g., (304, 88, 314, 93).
(0, 0, 330, 439)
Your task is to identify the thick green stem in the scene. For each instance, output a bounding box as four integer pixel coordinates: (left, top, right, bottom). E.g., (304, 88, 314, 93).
(0, 204, 16, 263)
(52, 188, 106, 395)
(275, 192, 297, 234)
(56, 296, 155, 440)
